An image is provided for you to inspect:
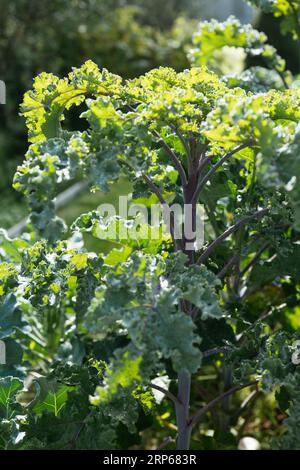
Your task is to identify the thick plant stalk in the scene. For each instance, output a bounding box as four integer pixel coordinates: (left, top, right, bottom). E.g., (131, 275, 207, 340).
(174, 165, 198, 450)
(175, 369, 192, 450)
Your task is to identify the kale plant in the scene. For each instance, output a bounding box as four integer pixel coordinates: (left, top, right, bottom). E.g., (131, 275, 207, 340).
(1, 3, 300, 450)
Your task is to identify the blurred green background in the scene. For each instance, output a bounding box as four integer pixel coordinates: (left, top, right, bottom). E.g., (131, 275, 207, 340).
(0, 0, 297, 232)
